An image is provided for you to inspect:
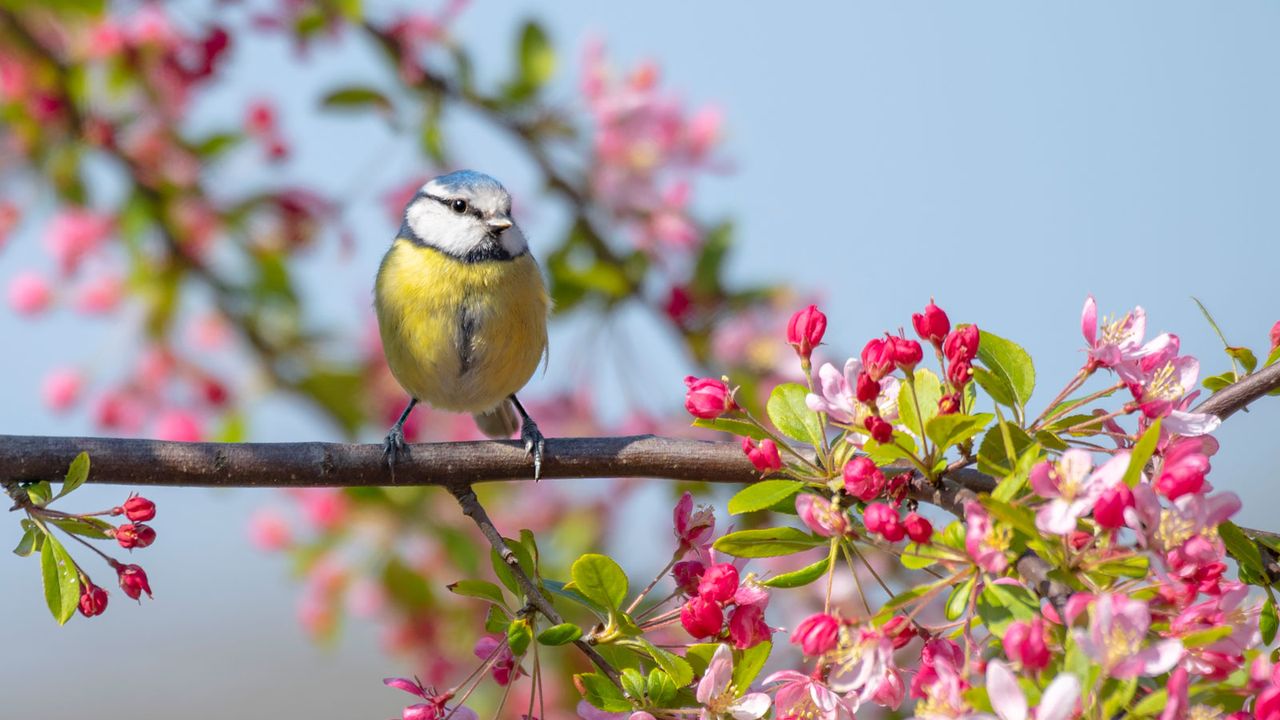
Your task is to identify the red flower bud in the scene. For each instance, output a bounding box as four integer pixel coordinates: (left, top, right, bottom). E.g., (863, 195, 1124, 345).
(116, 563, 152, 600)
(121, 495, 156, 522)
(904, 512, 934, 544)
(891, 337, 923, 373)
(912, 301, 951, 346)
(1004, 618, 1051, 671)
(1093, 484, 1134, 529)
(843, 456, 886, 502)
(727, 603, 771, 649)
(114, 523, 156, 549)
(943, 325, 980, 364)
(864, 503, 905, 542)
(883, 615, 918, 649)
(791, 612, 840, 656)
(855, 372, 881, 404)
(680, 595, 723, 639)
(861, 338, 895, 382)
(937, 392, 961, 416)
(201, 378, 229, 407)
(672, 560, 706, 595)
(684, 376, 736, 419)
(741, 437, 783, 473)
(947, 360, 973, 389)
(698, 563, 740, 604)
(78, 582, 109, 617)
(665, 286, 693, 325)
(864, 416, 893, 444)
(1154, 465, 1207, 501)
(786, 304, 827, 360)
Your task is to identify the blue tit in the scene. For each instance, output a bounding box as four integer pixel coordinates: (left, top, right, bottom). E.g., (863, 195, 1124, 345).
(374, 170, 551, 477)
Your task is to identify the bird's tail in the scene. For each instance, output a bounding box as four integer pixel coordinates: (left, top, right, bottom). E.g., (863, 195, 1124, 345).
(473, 400, 519, 439)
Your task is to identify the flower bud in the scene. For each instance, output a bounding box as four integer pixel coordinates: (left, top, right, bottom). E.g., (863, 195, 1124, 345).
(728, 604, 770, 649)
(684, 376, 736, 419)
(672, 561, 706, 595)
(1003, 618, 1050, 671)
(786, 304, 827, 360)
(201, 378, 229, 407)
(947, 359, 973, 389)
(937, 392, 961, 416)
(114, 523, 156, 549)
(842, 456, 886, 502)
(116, 563, 152, 600)
(912, 301, 951, 346)
(943, 325, 980, 364)
(791, 612, 840, 656)
(796, 494, 850, 537)
(1154, 465, 1207, 500)
(680, 596, 723, 639)
(891, 337, 923, 373)
(1093, 484, 1134, 529)
(855, 372, 881, 404)
(78, 582, 108, 617)
(883, 615, 918, 649)
(904, 512, 933, 544)
(864, 416, 893, 444)
(864, 503, 905, 542)
(119, 495, 156, 522)
(1272, 320, 1280, 353)
(402, 704, 436, 720)
(871, 668, 906, 710)
(741, 437, 783, 473)
(861, 338, 895, 381)
(698, 563, 740, 604)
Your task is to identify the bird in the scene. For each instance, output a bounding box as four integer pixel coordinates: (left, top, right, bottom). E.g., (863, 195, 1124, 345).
(374, 170, 550, 478)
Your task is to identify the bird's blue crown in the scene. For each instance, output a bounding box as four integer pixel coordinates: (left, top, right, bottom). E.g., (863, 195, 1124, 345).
(432, 170, 506, 194)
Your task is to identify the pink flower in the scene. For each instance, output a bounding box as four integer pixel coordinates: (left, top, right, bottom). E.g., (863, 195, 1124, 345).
(153, 410, 202, 442)
(8, 271, 52, 315)
(986, 660, 1080, 720)
(727, 603, 771, 649)
(1074, 594, 1182, 678)
(912, 301, 951, 347)
(673, 491, 715, 553)
(383, 678, 478, 720)
(828, 625, 895, 702)
(1125, 354, 1221, 435)
(764, 670, 855, 720)
(1093, 483, 1134, 529)
(1271, 321, 1280, 353)
(742, 437, 782, 473)
(791, 612, 840, 656)
(1154, 437, 1212, 500)
(1003, 617, 1051, 671)
(41, 368, 82, 412)
(910, 638, 965, 700)
(1081, 296, 1157, 369)
(472, 635, 521, 685)
(1030, 450, 1129, 534)
(842, 457, 886, 502)
(890, 337, 923, 373)
(685, 376, 736, 419)
(74, 273, 124, 314)
(681, 595, 724, 639)
(698, 563, 740, 604)
(903, 513, 933, 544)
(672, 560, 705, 595)
(864, 503, 904, 542)
(860, 338, 895, 381)
(44, 209, 113, 275)
(786, 304, 827, 360)
(795, 494, 850, 537)
(806, 358, 900, 427)
(696, 644, 771, 720)
(1129, 484, 1241, 578)
(943, 324, 980, 365)
(965, 501, 1009, 573)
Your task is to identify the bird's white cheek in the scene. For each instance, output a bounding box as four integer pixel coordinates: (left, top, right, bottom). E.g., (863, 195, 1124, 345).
(501, 226, 529, 256)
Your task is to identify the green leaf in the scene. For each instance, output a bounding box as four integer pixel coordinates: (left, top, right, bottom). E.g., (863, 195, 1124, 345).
(543, 579, 608, 616)
(976, 582, 1039, 634)
(506, 617, 533, 656)
(1101, 677, 1139, 720)
(1220, 522, 1267, 585)
(484, 605, 510, 634)
(571, 554, 629, 611)
(1202, 370, 1237, 393)
(13, 527, 38, 557)
(762, 554, 832, 588)
(901, 541, 959, 570)
(1266, 346, 1280, 369)
(537, 622, 583, 646)
(647, 669, 677, 707)
(684, 644, 718, 677)
(1132, 689, 1168, 716)
(1262, 599, 1278, 645)
(925, 413, 994, 453)
(990, 443, 1043, 502)
(447, 580, 506, 607)
(976, 422, 1034, 479)
(40, 534, 80, 625)
(975, 330, 1036, 410)
(382, 556, 432, 611)
(692, 223, 732, 296)
(296, 368, 366, 437)
(56, 452, 90, 499)
(732, 641, 771, 690)
(972, 366, 1018, 409)
(713, 527, 825, 558)
(1227, 346, 1258, 374)
(491, 537, 537, 597)
(638, 639, 694, 687)
(1090, 554, 1149, 580)
(49, 517, 113, 539)
(1123, 418, 1161, 488)
(576, 672, 631, 712)
(320, 85, 394, 115)
(945, 576, 975, 621)
(518, 21, 555, 89)
(1181, 625, 1233, 648)
(620, 668, 646, 702)
(899, 368, 943, 442)
(729, 481, 804, 515)
(767, 383, 825, 448)
(693, 417, 769, 441)
(25, 481, 53, 507)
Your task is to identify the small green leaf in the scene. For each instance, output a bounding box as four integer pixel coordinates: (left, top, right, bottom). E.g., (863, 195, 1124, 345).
(25, 481, 53, 507)
(484, 605, 510, 634)
(518, 21, 556, 89)
(976, 582, 1039, 634)
(976, 330, 1036, 410)
(1131, 689, 1168, 716)
(762, 554, 832, 588)
(13, 527, 38, 557)
(447, 580, 506, 607)
(1262, 599, 1278, 645)
(990, 443, 1043, 503)
(544, 579, 608, 616)
(728, 481, 804, 515)
(647, 669, 677, 707)
(972, 366, 1018, 409)
(638, 638, 694, 687)
(49, 517, 113, 539)
(901, 541, 959, 570)
(1101, 677, 1139, 720)
(576, 671, 631, 712)
(41, 534, 80, 625)
(57, 452, 90, 499)
(899, 368, 943, 442)
(571, 554, 629, 611)
(976, 423, 1034, 479)
(713, 527, 825, 558)
(1202, 371, 1236, 392)
(1123, 418, 1161, 488)
(1266, 346, 1280, 369)
(507, 617, 532, 656)
(732, 641, 771, 690)
(491, 537, 537, 596)
(1090, 554, 1149, 580)
(945, 576, 975, 621)
(692, 417, 769, 441)
(537, 622, 583, 646)
(767, 383, 825, 448)
(320, 85, 394, 114)
(1220, 522, 1267, 585)
(1181, 625, 1233, 648)
(1226, 346, 1258, 374)
(620, 668, 646, 703)
(925, 413, 994, 453)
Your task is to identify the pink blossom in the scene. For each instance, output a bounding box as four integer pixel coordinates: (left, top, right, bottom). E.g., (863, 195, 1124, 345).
(728, 603, 771, 649)
(1125, 354, 1220, 435)
(843, 456, 886, 502)
(383, 678, 478, 720)
(986, 660, 1080, 720)
(1030, 450, 1129, 534)
(696, 644, 771, 720)
(791, 612, 840, 656)
(764, 670, 855, 720)
(473, 635, 520, 685)
(681, 595, 723, 639)
(1003, 617, 1051, 671)
(698, 563, 740, 604)
(674, 491, 715, 554)
(742, 437, 783, 473)
(795, 494, 850, 537)
(1074, 593, 1182, 678)
(1082, 296, 1159, 369)
(805, 358, 900, 427)
(1128, 484, 1241, 579)
(828, 625, 895, 703)
(152, 409, 203, 442)
(74, 273, 124, 314)
(1154, 437, 1212, 500)
(867, 666, 904, 710)
(44, 209, 113, 275)
(964, 501, 1009, 573)
(41, 368, 82, 412)
(8, 271, 53, 315)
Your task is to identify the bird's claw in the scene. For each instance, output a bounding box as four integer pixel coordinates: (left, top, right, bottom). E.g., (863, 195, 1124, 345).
(383, 425, 407, 467)
(521, 419, 546, 480)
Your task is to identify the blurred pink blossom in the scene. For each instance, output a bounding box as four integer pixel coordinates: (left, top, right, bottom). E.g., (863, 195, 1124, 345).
(248, 509, 293, 551)
(153, 409, 202, 442)
(44, 209, 113, 275)
(41, 368, 83, 412)
(8, 271, 53, 315)
(74, 273, 124, 314)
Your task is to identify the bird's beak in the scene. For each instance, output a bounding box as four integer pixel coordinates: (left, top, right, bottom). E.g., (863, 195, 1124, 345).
(486, 216, 513, 234)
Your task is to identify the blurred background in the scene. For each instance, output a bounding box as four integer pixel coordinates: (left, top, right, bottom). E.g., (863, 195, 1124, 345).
(1, 1, 1278, 717)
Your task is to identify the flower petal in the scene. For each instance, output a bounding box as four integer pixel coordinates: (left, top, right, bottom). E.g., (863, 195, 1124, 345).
(986, 660, 1027, 720)
(1081, 296, 1097, 347)
(728, 692, 772, 720)
(1139, 639, 1184, 676)
(697, 644, 733, 705)
(1036, 674, 1081, 720)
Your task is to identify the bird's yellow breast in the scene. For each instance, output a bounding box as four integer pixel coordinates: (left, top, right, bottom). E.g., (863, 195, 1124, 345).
(374, 238, 550, 413)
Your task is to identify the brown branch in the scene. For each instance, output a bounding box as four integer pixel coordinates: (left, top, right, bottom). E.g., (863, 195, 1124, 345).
(1192, 361, 1280, 421)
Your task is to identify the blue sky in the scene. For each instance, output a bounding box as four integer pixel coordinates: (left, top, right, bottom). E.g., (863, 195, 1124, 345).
(2, 2, 1279, 718)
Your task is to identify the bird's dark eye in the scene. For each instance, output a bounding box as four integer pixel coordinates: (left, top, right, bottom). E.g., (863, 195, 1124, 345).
(450, 199, 468, 214)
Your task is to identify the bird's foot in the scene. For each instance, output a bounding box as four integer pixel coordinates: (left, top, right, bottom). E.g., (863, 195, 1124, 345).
(383, 425, 408, 467)
(520, 418, 546, 480)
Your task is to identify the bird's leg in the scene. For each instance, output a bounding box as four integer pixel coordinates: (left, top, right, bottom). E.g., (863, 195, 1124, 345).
(383, 398, 418, 466)
(509, 394, 545, 480)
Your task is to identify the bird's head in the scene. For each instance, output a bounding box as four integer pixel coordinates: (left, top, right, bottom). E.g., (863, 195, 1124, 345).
(401, 170, 527, 260)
